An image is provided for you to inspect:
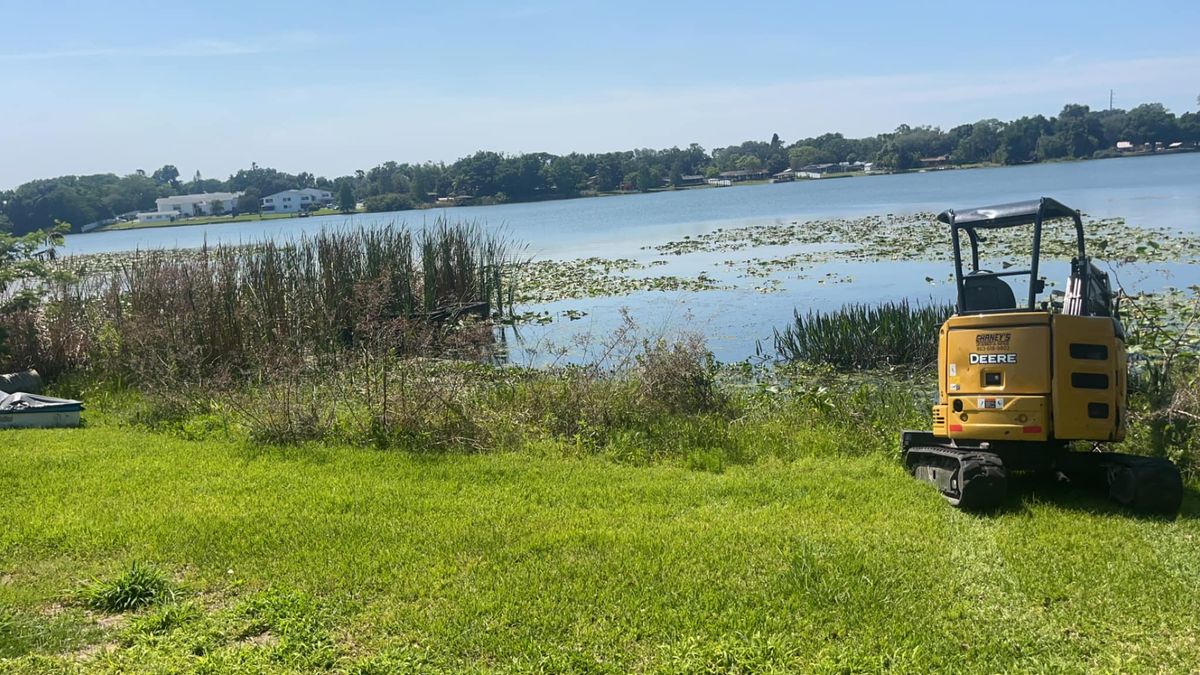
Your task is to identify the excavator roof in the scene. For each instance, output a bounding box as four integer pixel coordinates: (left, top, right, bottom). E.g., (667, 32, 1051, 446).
(936, 197, 1077, 229)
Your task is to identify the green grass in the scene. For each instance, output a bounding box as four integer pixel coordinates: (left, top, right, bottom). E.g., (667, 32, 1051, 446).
(98, 209, 353, 231)
(0, 423, 1198, 672)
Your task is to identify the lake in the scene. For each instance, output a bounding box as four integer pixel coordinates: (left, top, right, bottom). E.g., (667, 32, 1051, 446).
(62, 153, 1200, 364)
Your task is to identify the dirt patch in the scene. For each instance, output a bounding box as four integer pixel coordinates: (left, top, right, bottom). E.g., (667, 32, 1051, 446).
(242, 630, 278, 648)
(93, 613, 126, 630)
(70, 641, 118, 661)
(39, 602, 67, 617)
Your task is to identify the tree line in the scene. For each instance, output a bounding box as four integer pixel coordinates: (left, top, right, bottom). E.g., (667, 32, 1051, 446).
(2, 100, 1197, 236)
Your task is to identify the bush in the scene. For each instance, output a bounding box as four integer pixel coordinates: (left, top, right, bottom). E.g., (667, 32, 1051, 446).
(81, 561, 175, 612)
(362, 193, 415, 213)
(636, 333, 726, 415)
(1122, 291, 1200, 477)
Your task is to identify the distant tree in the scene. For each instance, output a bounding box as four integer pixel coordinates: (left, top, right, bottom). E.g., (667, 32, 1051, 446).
(770, 132, 783, 148)
(1053, 104, 1103, 158)
(735, 155, 763, 171)
(152, 165, 180, 188)
(788, 145, 833, 168)
(236, 188, 261, 215)
(1123, 103, 1177, 145)
(669, 161, 684, 187)
(875, 141, 918, 170)
(635, 165, 656, 192)
(362, 193, 415, 213)
(1035, 134, 1069, 161)
(1178, 112, 1200, 145)
(995, 115, 1051, 165)
(594, 155, 623, 192)
(549, 157, 583, 195)
(338, 183, 355, 212)
(209, 199, 225, 216)
(409, 166, 434, 203)
(227, 165, 300, 196)
(1093, 108, 1129, 148)
(452, 151, 503, 197)
(952, 119, 1004, 164)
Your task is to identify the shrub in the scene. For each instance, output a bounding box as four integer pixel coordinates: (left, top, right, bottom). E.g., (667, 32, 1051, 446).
(81, 561, 175, 612)
(636, 333, 726, 415)
(362, 193, 415, 213)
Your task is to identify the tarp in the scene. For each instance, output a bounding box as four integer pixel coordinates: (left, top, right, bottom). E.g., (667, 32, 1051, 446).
(0, 369, 42, 395)
(0, 392, 83, 414)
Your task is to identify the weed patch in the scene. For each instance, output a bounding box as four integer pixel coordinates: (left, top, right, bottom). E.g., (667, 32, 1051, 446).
(80, 562, 175, 613)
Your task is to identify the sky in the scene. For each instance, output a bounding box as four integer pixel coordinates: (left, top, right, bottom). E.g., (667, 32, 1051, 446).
(1, 0, 1198, 189)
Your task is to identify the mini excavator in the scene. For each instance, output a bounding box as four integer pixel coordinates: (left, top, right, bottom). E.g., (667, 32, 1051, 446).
(901, 197, 1183, 514)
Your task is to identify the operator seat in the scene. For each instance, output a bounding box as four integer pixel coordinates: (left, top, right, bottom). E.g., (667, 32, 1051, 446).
(962, 271, 1016, 311)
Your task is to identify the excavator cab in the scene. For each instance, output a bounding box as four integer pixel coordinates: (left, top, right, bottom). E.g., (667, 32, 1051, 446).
(901, 197, 1181, 514)
(948, 198, 1112, 316)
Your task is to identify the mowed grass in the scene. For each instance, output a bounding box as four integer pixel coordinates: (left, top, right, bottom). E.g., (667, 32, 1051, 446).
(1, 426, 1198, 673)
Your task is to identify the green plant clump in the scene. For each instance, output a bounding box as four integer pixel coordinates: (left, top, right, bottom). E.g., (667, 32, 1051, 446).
(81, 561, 175, 613)
(774, 300, 953, 370)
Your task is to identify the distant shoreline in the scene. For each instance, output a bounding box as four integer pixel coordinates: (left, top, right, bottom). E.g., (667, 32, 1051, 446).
(91, 148, 1197, 234)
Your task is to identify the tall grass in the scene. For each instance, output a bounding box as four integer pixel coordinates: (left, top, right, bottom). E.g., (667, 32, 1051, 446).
(774, 300, 952, 370)
(7, 218, 519, 381)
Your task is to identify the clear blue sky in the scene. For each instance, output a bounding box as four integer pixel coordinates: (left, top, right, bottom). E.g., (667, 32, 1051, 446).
(2, 0, 1197, 188)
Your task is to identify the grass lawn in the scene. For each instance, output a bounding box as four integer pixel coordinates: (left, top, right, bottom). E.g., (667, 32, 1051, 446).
(98, 209, 353, 231)
(1, 425, 1198, 672)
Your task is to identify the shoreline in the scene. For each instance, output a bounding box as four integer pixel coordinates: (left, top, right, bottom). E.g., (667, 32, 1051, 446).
(87, 149, 1197, 235)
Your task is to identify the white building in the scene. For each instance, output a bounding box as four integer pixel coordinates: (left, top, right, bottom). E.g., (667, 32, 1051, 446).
(135, 212, 179, 224)
(261, 188, 334, 213)
(155, 192, 242, 217)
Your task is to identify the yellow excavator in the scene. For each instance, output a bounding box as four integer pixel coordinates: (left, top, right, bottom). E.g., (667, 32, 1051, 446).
(901, 197, 1183, 514)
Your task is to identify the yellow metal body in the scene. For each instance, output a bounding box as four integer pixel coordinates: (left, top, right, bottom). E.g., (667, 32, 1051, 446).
(933, 311, 1126, 443)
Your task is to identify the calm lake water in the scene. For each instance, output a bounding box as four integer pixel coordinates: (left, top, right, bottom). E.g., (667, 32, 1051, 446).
(63, 153, 1200, 363)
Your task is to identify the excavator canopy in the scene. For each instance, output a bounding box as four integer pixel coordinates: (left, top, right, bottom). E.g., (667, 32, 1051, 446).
(936, 197, 1078, 229)
(938, 197, 1086, 313)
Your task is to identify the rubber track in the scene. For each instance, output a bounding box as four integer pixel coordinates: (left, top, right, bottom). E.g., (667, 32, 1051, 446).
(904, 446, 1008, 510)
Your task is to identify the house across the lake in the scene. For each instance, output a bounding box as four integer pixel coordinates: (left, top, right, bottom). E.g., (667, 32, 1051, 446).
(154, 192, 243, 218)
(135, 211, 179, 224)
(261, 188, 334, 213)
(718, 169, 770, 182)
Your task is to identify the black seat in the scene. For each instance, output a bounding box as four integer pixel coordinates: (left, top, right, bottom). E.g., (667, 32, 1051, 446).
(962, 271, 1016, 311)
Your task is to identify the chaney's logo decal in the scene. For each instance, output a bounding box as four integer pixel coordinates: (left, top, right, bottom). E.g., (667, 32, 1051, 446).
(975, 332, 1011, 351)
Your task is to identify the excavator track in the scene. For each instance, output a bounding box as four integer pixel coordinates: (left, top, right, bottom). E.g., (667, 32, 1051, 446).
(1056, 451, 1183, 516)
(904, 446, 1007, 511)
(902, 434, 1183, 515)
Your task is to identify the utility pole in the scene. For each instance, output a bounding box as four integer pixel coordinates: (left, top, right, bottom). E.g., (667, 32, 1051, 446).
(1109, 89, 1114, 111)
